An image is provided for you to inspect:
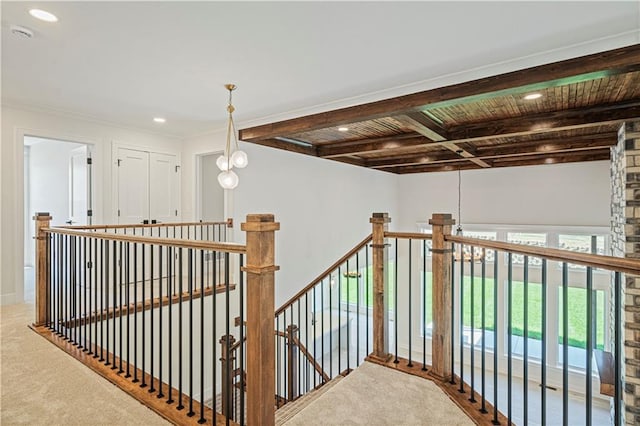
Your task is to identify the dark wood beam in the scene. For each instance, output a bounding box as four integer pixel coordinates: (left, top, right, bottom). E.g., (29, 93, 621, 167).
(368, 137, 615, 168)
(316, 101, 638, 158)
(367, 132, 617, 168)
(239, 45, 640, 141)
(317, 133, 427, 158)
(447, 100, 640, 141)
(385, 148, 610, 174)
(392, 112, 492, 168)
(248, 137, 317, 156)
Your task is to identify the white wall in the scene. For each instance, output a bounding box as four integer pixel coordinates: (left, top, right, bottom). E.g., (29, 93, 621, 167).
(1, 105, 182, 304)
(181, 132, 398, 306)
(396, 160, 611, 231)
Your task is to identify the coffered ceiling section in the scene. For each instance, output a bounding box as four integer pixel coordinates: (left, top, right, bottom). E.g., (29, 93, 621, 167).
(239, 45, 640, 174)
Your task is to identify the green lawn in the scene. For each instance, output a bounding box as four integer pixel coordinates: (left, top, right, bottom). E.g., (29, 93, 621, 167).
(340, 268, 605, 350)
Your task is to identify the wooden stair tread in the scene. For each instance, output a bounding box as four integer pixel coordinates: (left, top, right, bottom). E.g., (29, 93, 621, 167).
(594, 349, 615, 397)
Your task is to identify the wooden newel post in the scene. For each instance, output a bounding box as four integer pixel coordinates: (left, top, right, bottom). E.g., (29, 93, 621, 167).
(242, 214, 280, 426)
(429, 213, 455, 381)
(34, 212, 52, 327)
(219, 334, 237, 419)
(286, 324, 299, 401)
(370, 212, 391, 361)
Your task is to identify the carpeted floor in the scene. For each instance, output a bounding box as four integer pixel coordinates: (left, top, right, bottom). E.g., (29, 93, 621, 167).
(281, 361, 475, 425)
(0, 303, 168, 425)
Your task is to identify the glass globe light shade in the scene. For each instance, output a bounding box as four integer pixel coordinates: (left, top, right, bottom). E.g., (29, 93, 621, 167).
(217, 170, 239, 189)
(216, 155, 232, 171)
(231, 150, 248, 168)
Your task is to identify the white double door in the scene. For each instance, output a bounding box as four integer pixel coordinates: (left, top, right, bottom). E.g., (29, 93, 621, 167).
(117, 148, 180, 225)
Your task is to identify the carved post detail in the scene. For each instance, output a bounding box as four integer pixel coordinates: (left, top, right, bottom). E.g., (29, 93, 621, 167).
(429, 213, 455, 381)
(34, 212, 52, 326)
(370, 213, 391, 361)
(286, 324, 299, 401)
(219, 334, 237, 419)
(242, 214, 280, 426)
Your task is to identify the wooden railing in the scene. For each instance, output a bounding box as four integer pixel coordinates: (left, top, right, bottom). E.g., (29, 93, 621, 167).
(33, 213, 278, 426)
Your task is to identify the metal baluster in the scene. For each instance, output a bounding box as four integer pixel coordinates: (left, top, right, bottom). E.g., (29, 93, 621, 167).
(305, 292, 310, 393)
(408, 239, 413, 368)
(541, 259, 547, 426)
(223, 251, 230, 425)
(277, 315, 281, 403)
(101, 239, 106, 362)
(394, 239, 398, 364)
(188, 248, 195, 416)
(328, 277, 332, 377)
(321, 279, 325, 382)
(177, 248, 184, 410)
(118, 241, 124, 374)
(459, 243, 464, 393)
(167, 246, 174, 403)
(586, 264, 593, 426)
(507, 252, 513, 425)
(133, 243, 138, 382)
(141, 243, 147, 388)
(422, 240, 427, 371)
(366, 244, 370, 356)
(313, 286, 317, 389)
(158, 246, 164, 398)
(346, 259, 350, 373)
(93, 238, 99, 357)
(338, 265, 342, 373)
(481, 248, 487, 413)
(239, 253, 245, 425)
(354, 251, 359, 367)
(199, 250, 205, 424)
(492, 250, 499, 425)
(450, 243, 455, 385)
(149, 244, 155, 391)
(562, 262, 568, 426)
(125, 242, 131, 378)
(523, 256, 529, 425)
(469, 250, 475, 402)
(83, 236, 88, 351)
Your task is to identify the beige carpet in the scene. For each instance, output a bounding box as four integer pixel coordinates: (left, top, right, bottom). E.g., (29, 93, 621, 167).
(281, 362, 474, 426)
(0, 303, 168, 425)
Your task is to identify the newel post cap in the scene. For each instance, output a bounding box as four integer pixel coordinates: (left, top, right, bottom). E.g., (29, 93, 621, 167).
(33, 212, 52, 221)
(370, 212, 391, 224)
(241, 214, 280, 232)
(429, 213, 456, 226)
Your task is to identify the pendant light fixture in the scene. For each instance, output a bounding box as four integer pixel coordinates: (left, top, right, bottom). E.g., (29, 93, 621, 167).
(454, 163, 484, 263)
(217, 84, 248, 189)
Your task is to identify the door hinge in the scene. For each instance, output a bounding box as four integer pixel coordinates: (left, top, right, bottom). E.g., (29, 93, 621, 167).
(87, 209, 93, 217)
(117, 159, 122, 167)
(87, 261, 93, 269)
(117, 209, 121, 217)
(87, 157, 93, 165)
(175, 165, 180, 173)
(175, 209, 178, 216)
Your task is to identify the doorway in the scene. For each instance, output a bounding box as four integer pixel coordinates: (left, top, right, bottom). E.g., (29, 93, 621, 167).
(197, 152, 226, 221)
(23, 136, 92, 301)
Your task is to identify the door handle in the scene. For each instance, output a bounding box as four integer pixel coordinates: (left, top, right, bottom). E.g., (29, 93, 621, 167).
(65, 220, 75, 225)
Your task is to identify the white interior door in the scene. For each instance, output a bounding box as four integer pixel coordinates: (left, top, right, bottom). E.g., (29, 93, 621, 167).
(69, 146, 89, 225)
(117, 148, 149, 224)
(149, 152, 179, 224)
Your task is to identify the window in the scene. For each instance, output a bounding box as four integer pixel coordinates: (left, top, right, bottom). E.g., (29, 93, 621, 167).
(507, 232, 546, 266)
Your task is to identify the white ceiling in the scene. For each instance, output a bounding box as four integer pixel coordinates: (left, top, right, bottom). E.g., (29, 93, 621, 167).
(2, 1, 639, 138)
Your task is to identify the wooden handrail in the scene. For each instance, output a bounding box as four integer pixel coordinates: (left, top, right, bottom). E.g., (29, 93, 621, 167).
(43, 227, 247, 254)
(446, 234, 640, 275)
(290, 335, 331, 383)
(385, 231, 432, 240)
(275, 234, 373, 315)
(60, 218, 233, 230)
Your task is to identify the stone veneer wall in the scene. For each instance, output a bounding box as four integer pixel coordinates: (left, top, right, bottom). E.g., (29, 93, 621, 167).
(611, 120, 640, 425)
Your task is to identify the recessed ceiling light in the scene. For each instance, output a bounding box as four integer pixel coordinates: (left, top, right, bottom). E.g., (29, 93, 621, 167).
(29, 9, 58, 22)
(153, 117, 166, 123)
(524, 93, 542, 101)
(338, 127, 349, 132)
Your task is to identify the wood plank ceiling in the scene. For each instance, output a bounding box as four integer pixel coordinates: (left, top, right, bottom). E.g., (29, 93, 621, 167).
(239, 45, 640, 174)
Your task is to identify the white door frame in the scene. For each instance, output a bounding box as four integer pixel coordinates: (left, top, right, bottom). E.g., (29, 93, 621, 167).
(16, 127, 99, 304)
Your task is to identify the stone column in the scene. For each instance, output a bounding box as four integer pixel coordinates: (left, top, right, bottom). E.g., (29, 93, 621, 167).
(610, 120, 640, 425)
